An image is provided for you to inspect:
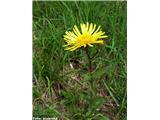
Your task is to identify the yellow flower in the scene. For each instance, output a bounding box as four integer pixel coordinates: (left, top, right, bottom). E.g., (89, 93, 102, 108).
(63, 22, 108, 51)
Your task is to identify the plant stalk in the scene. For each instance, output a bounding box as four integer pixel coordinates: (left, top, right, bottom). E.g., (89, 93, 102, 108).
(85, 47, 92, 72)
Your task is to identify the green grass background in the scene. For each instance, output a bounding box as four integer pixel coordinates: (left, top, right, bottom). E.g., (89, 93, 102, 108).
(33, 1, 127, 120)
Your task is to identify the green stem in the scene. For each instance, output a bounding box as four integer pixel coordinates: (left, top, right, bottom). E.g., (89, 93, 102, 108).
(85, 47, 92, 72)
(84, 47, 97, 96)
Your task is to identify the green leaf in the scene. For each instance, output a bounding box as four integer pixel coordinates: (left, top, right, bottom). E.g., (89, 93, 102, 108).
(89, 97, 105, 111)
(94, 113, 110, 120)
(82, 72, 91, 81)
(103, 80, 119, 107)
(92, 67, 108, 80)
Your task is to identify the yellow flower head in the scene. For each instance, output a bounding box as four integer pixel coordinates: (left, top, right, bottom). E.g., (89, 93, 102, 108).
(63, 22, 108, 51)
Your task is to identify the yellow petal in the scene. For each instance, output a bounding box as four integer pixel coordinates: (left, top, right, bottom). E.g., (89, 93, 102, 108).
(70, 45, 79, 51)
(65, 45, 77, 50)
(90, 24, 96, 35)
(88, 23, 93, 34)
(73, 25, 81, 36)
(93, 25, 101, 34)
(92, 40, 104, 44)
(83, 44, 87, 47)
(86, 22, 89, 31)
(88, 43, 93, 47)
(99, 35, 108, 38)
(81, 23, 86, 34)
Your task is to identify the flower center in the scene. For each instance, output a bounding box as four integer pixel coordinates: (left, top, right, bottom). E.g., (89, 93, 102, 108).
(78, 34, 92, 45)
